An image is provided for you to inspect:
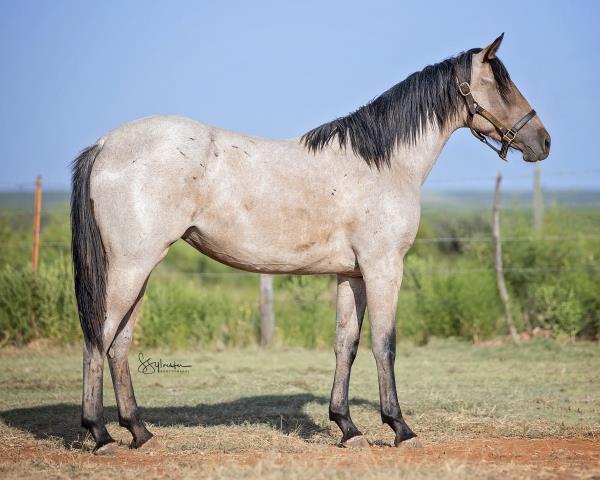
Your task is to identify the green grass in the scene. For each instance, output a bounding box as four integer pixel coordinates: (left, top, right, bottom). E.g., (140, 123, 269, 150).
(1, 340, 598, 443)
(0, 341, 599, 479)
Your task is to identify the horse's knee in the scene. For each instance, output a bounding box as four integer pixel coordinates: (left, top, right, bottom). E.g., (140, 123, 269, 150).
(334, 337, 359, 361)
(371, 342, 395, 363)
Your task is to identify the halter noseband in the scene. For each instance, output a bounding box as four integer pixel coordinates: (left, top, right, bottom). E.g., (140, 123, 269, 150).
(453, 60, 537, 160)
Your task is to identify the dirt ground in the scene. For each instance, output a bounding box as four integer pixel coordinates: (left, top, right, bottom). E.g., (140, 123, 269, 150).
(1, 437, 599, 480)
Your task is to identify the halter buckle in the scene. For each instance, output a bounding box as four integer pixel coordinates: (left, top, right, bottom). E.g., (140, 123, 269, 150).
(502, 129, 517, 143)
(458, 82, 471, 97)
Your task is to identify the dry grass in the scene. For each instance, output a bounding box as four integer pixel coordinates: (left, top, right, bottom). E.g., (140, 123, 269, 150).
(1, 339, 599, 479)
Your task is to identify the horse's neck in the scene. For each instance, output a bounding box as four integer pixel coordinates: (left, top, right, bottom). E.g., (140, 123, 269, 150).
(390, 118, 463, 187)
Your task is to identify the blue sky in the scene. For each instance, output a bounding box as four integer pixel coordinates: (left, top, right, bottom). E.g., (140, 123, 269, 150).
(0, 0, 598, 191)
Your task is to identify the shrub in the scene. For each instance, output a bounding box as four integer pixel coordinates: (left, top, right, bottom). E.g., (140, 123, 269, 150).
(0, 257, 80, 345)
(275, 275, 336, 348)
(502, 221, 600, 338)
(400, 257, 503, 343)
(141, 276, 260, 349)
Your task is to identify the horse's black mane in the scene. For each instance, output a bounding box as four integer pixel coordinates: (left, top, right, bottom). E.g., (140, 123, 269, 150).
(302, 48, 512, 168)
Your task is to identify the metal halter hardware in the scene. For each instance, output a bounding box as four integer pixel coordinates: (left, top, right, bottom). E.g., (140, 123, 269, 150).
(453, 60, 537, 161)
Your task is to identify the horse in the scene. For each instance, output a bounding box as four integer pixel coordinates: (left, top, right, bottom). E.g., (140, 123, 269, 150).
(71, 34, 550, 455)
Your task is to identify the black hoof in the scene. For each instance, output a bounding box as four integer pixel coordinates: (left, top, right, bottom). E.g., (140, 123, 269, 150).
(382, 414, 417, 447)
(341, 435, 370, 449)
(130, 431, 155, 449)
(394, 431, 419, 447)
(330, 410, 363, 447)
(93, 440, 118, 456)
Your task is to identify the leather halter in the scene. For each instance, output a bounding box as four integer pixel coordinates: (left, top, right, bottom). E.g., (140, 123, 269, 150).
(453, 60, 537, 160)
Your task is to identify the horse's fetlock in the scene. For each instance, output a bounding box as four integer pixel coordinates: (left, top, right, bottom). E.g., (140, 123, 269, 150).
(118, 416, 133, 429)
(329, 406, 350, 422)
(81, 414, 103, 430)
(380, 410, 403, 426)
(118, 411, 141, 429)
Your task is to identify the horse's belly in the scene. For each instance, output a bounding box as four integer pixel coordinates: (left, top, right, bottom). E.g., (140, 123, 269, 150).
(182, 226, 358, 275)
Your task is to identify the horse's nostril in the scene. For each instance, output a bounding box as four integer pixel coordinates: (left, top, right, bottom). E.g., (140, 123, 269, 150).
(544, 134, 551, 153)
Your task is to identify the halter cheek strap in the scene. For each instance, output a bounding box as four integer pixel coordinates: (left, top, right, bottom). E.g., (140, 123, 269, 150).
(453, 60, 537, 161)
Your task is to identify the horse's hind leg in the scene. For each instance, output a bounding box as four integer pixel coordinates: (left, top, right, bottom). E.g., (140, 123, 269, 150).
(82, 340, 115, 454)
(330, 275, 368, 448)
(107, 278, 153, 449)
(83, 256, 160, 454)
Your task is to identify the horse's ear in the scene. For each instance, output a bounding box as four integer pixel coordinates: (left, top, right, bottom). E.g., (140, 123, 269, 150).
(481, 33, 504, 61)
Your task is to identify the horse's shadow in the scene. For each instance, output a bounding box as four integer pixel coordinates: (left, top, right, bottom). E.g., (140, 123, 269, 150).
(0, 394, 377, 448)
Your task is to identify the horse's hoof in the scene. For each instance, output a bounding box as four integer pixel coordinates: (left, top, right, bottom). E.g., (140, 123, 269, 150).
(395, 436, 423, 448)
(341, 435, 370, 449)
(93, 441, 118, 456)
(131, 434, 158, 450)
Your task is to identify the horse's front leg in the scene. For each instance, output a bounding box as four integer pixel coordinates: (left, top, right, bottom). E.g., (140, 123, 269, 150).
(362, 257, 418, 447)
(330, 274, 368, 448)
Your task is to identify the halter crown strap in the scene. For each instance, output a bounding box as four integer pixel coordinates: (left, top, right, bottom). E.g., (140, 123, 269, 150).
(453, 60, 537, 161)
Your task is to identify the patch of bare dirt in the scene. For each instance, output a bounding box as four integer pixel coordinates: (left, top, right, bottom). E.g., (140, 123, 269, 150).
(1, 438, 598, 473)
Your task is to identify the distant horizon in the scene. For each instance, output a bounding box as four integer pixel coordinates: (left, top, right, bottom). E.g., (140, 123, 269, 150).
(2, 176, 599, 194)
(0, 185, 600, 196)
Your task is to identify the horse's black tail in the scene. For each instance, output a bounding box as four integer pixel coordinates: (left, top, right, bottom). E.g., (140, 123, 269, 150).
(71, 142, 107, 350)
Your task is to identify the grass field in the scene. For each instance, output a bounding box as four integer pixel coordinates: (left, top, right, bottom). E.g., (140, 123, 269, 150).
(1, 339, 599, 479)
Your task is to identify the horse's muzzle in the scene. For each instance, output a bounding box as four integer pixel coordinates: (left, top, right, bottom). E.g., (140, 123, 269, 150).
(522, 128, 551, 162)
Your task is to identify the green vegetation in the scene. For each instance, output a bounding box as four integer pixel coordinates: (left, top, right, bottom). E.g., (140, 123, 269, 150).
(0, 191, 599, 347)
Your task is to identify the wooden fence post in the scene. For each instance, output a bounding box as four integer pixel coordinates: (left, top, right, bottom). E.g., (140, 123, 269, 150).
(32, 176, 42, 271)
(260, 274, 274, 346)
(533, 165, 543, 231)
(493, 172, 519, 342)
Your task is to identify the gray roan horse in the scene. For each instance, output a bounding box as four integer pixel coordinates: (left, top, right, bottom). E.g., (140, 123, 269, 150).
(71, 34, 550, 454)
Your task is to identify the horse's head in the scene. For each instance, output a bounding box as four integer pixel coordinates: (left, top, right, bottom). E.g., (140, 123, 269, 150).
(460, 34, 550, 162)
